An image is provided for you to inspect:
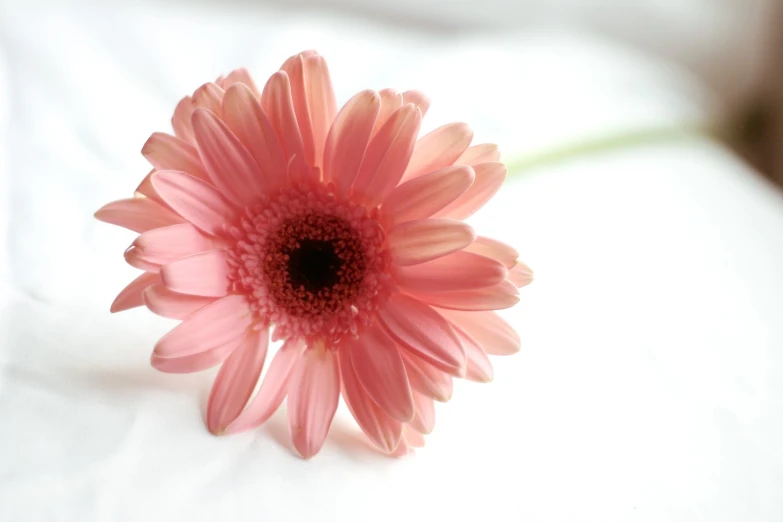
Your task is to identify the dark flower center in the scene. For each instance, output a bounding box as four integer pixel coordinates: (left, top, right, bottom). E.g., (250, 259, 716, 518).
(226, 183, 391, 341)
(287, 239, 343, 293)
(262, 213, 367, 317)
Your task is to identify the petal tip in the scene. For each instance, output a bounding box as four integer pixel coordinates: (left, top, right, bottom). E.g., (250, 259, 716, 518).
(434, 392, 451, 403)
(140, 132, 160, 156)
(149, 352, 164, 371)
(93, 203, 116, 222)
(292, 438, 319, 460)
(457, 122, 474, 137)
(109, 294, 134, 313)
(379, 435, 402, 455)
(148, 170, 166, 191)
(510, 262, 534, 287)
(208, 422, 229, 436)
(465, 224, 477, 244)
(190, 106, 214, 125)
(472, 371, 494, 383)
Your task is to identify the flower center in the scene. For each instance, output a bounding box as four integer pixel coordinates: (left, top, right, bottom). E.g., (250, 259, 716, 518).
(287, 238, 343, 293)
(262, 213, 367, 318)
(226, 183, 391, 344)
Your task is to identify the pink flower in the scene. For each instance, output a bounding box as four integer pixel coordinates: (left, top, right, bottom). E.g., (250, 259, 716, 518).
(96, 50, 532, 458)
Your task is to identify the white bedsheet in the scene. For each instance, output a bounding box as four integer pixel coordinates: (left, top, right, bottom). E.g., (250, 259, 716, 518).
(1, 2, 782, 521)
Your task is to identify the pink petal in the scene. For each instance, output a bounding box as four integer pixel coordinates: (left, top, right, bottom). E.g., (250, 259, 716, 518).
(220, 68, 260, 96)
(260, 71, 305, 164)
(142, 283, 215, 319)
(387, 218, 475, 266)
(437, 309, 520, 356)
(226, 339, 306, 434)
(389, 437, 411, 458)
(351, 103, 422, 209)
(464, 236, 519, 268)
(94, 198, 184, 234)
(132, 223, 213, 265)
(412, 280, 520, 311)
(160, 249, 230, 297)
(434, 162, 506, 220)
(280, 53, 316, 167)
(455, 143, 500, 165)
(153, 294, 252, 359)
(192, 82, 225, 116)
(287, 153, 319, 185)
(141, 132, 210, 182)
(401, 90, 430, 118)
(110, 272, 159, 313)
(409, 391, 435, 434)
(171, 96, 195, 144)
(151, 338, 239, 374)
(339, 347, 403, 453)
(403, 425, 426, 447)
(400, 350, 454, 402)
(134, 170, 167, 207)
(395, 250, 507, 293)
(287, 344, 341, 459)
(401, 122, 473, 182)
(302, 53, 337, 169)
(347, 324, 414, 422)
(207, 328, 269, 434)
(222, 84, 287, 190)
(377, 293, 465, 375)
(151, 170, 236, 236)
(322, 90, 380, 194)
(281, 52, 337, 168)
(380, 165, 474, 227)
(509, 261, 534, 287)
(372, 88, 403, 137)
(191, 108, 265, 206)
(124, 246, 160, 273)
(454, 326, 494, 382)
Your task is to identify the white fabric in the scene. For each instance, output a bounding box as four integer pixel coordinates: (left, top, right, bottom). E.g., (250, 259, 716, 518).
(270, 0, 779, 113)
(1, 2, 783, 521)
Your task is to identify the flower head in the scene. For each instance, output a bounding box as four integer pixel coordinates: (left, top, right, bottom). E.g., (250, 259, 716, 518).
(96, 51, 532, 458)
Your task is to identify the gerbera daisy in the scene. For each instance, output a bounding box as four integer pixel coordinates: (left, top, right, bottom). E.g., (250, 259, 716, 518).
(96, 50, 532, 458)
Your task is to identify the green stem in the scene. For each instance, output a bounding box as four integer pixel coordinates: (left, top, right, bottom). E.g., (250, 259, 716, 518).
(505, 125, 713, 176)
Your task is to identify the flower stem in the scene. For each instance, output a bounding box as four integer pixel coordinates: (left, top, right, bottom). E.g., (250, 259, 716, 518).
(504, 125, 712, 177)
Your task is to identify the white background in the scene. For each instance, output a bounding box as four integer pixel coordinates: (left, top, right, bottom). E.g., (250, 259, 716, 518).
(1, 1, 782, 521)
